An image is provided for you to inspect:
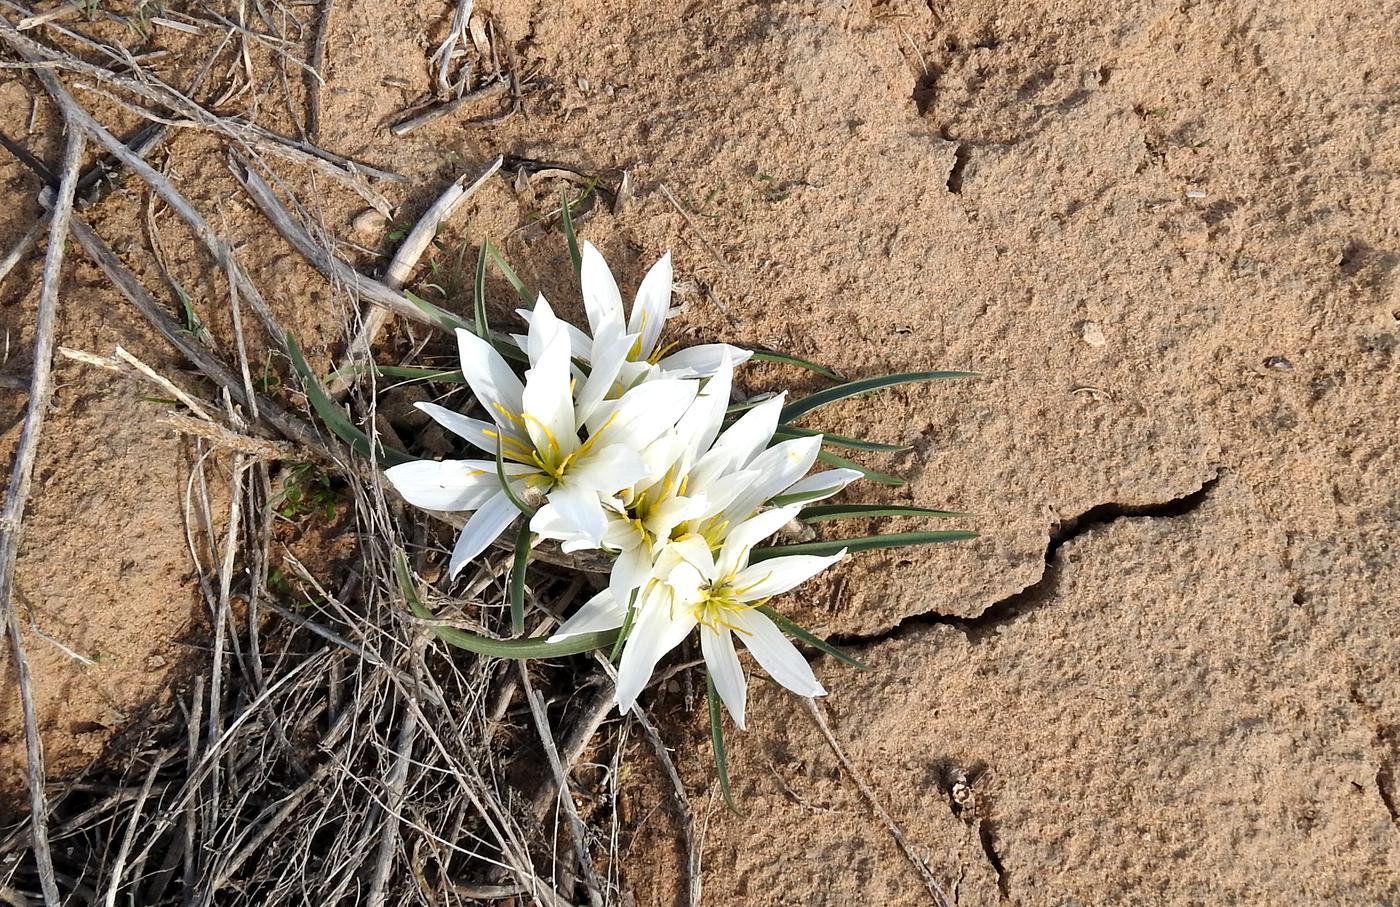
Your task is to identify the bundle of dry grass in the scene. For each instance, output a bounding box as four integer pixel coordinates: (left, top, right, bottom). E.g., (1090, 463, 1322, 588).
(0, 2, 695, 902)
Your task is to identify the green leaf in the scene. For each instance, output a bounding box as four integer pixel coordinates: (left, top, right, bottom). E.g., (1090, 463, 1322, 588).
(769, 486, 841, 507)
(496, 442, 537, 517)
(758, 605, 870, 671)
(286, 336, 414, 467)
(774, 425, 909, 453)
(780, 370, 978, 423)
(473, 242, 490, 341)
(403, 288, 472, 333)
(326, 364, 466, 385)
(750, 530, 978, 561)
(707, 673, 742, 815)
(485, 242, 535, 309)
(609, 587, 639, 662)
(744, 348, 845, 382)
(560, 189, 582, 280)
(817, 449, 905, 486)
(798, 504, 967, 523)
(395, 553, 616, 658)
(510, 523, 533, 635)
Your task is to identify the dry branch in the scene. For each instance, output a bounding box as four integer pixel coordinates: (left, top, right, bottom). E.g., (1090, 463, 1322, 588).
(0, 120, 84, 907)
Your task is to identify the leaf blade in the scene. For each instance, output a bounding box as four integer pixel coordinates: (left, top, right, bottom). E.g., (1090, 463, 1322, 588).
(286, 336, 414, 467)
(799, 504, 967, 523)
(750, 530, 978, 561)
(395, 553, 616, 658)
(780, 370, 978, 423)
(510, 523, 534, 636)
(757, 605, 870, 671)
(744, 348, 845, 382)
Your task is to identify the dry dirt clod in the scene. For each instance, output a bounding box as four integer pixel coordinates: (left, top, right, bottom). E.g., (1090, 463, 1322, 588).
(351, 208, 389, 237)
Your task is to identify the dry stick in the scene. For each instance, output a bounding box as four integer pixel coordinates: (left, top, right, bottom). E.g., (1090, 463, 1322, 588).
(365, 655, 422, 907)
(518, 665, 606, 907)
(584, 653, 700, 907)
(57, 346, 216, 422)
(657, 182, 738, 326)
(0, 221, 43, 287)
(101, 750, 171, 907)
(801, 697, 953, 907)
(305, 0, 333, 140)
(232, 159, 445, 327)
(527, 682, 613, 823)
(0, 32, 291, 351)
(389, 77, 510, 137)
(430, 0, 473, 96)
(63, 214, 332, 457)
(0, 123, 84, 907)
(329, 154, 503, 396)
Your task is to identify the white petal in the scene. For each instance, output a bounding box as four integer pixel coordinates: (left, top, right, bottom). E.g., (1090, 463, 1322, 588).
(716, 505, 803, 578)
(674, 353, 732, 463)
(449, 490, 519, 578)
(629, 251, 671, 359)
(384, 459, 500, 512)
(581, 241, 626, 335)
(520, 326, 578, 461)
(608, 544, 654, 602)
(702, 393, 784, 474)
(615, 592, 697, 714)
(574, 317, 630, 424)
(551, 588, 627, 641)
(455, 329, 526, 426)
(566, 443, 650, 495)
(725, 435, 823, 519)
(731, 551, 845, 600)
(515, 307, 592, 360)
(700, 624, 747, 730)
(729, 608, 826, 698)
(416, 403, 520, 455)
(596, 378, 699, 447)
(777, 468, 863, 504)
(657, 343, 751, 378)
(531, 483, 607, 550)
(522, 294, 566, 366)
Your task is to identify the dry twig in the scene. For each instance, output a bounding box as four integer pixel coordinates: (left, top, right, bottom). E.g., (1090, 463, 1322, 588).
(0, 119, 84, 907)
(802, 697, 954, 907)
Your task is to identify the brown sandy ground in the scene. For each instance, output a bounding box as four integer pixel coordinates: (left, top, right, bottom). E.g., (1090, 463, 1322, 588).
(1, 0, 1398, 902)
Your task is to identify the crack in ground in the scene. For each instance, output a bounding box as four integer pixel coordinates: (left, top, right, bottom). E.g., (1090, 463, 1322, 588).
(835, 468, 1223, 650)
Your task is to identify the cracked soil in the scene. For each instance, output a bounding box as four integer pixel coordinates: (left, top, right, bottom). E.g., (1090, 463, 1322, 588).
(1, 0, 1398, 903)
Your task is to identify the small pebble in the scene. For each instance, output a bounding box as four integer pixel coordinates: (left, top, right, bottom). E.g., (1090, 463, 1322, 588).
(146, 654, 167, 669)
(1264, 356, 1294, 372)
(1186, 188, 1208, 199)
(351, 208, 388, 237)
(1081, 321, 1107, 348)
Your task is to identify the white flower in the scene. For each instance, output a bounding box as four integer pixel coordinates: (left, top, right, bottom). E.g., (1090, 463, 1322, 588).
(385, 299, 698, 577)
(517, 241, 751, 385)
(555, 507, 846, 728)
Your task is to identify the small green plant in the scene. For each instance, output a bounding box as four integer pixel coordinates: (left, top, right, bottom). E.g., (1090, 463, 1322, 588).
(271, 464, 339, 521)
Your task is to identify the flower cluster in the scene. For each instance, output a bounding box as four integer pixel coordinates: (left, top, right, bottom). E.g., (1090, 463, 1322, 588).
(386, 242, 860, 726)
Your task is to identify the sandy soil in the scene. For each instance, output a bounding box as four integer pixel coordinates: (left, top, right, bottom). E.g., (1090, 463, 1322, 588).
(2, 0, 1398, 902)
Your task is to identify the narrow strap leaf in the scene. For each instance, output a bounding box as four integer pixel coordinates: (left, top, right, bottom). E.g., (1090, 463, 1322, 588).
(485, 242, 536, 309)
(758, 605, 870, 671)
(774, 425, 909, 453)
(743, 348, 845, 382)
(395, 552, 616, 658)
(609, 587, 640, 662)
(403, 288, 472, 332)
(473, 242, 491, 341)
(799, 504, 967, 523)
(750, 529, 978, 561)
(707, 674, 742, 815)
(325, 364, 465, 385)
(560, 189, 582, 280)
(817, 449, 905, 486)
(496, 441, 537, 517)
(509, 524, 534, 635)
(780, 370, 978, 423)
(286, 336, 414, 467)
